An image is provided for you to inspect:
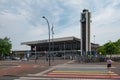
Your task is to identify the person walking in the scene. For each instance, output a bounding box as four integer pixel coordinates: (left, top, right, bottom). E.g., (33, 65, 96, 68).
(107, 58, 112, 72)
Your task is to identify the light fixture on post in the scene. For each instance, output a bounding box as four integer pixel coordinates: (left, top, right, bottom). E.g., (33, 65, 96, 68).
(42, 16, 51, 66)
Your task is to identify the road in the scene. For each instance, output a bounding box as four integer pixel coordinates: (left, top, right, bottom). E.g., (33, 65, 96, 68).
(0, 60, 120, 80)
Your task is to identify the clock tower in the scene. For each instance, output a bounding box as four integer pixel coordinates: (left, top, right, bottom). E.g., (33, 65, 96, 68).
(80, 9, 91, 56)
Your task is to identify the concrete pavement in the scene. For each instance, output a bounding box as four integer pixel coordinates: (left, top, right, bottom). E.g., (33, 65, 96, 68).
(16, 60, 120, 80)
(0, 60, 120, 80)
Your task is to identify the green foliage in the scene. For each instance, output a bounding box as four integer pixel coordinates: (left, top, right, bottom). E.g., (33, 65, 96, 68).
(98, 46, 106, 55)
(0, 37, 12, 56)
(114, 39, 120, 53)
(104, 41, 118, 55)
(98, 39, 120, 55)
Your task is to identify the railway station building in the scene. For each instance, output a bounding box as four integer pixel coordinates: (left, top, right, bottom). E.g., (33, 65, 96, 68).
(21, 36, 99, 58)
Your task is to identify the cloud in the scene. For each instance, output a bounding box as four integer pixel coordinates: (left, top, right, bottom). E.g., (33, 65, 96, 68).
(90, 0, 120, 45)
(0, 0, 120, 50)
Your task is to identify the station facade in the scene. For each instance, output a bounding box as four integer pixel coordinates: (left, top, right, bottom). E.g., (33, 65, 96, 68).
(21, 36, 99, 57)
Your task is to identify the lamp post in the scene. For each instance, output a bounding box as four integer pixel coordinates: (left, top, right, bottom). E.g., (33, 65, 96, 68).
(42, 16, 51, 66)
(51, 24, 54, 62)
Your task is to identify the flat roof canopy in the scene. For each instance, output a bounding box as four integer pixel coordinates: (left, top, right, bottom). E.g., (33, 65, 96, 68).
(21, 36, 80, 45)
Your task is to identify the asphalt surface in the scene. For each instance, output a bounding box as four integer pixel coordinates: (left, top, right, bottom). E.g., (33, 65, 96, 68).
(0, 59, 120, 80)
(0, 59, 69, 79)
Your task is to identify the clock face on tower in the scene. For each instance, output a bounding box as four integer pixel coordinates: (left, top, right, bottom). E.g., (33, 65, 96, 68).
(81, 13, 86, 22)
(81, 18, 86, 22)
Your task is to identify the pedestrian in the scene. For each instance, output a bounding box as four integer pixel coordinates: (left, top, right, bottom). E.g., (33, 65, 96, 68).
(107, 58, 112, 72)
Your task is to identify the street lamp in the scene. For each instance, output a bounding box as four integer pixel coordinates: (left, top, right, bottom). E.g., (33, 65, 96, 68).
(51, 24, 54, 61)
(42, 16, 51, 66)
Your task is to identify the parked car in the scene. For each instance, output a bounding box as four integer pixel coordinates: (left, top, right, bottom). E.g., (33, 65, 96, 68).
(5, 56, 11, 60)
(21, 57, 27, 61)
(11, 57, 20, 60)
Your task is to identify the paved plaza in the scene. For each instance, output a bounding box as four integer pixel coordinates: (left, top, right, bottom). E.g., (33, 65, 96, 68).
(0, 60, 120, 80)
(43, 65, 119, 79)
(26, 61, 120, 79)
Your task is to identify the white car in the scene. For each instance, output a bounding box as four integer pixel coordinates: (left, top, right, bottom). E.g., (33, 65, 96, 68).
(21, 57, 27, 61)
(12, 57, 20, 60)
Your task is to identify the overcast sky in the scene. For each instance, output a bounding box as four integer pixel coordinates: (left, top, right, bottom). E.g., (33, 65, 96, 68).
(0, 0, 120, 50)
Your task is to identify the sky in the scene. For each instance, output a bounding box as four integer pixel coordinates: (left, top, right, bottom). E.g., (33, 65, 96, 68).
(0, 0, 120, 50)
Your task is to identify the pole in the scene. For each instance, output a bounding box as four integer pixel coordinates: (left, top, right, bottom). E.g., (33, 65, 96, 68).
(51, 24, 54, 62)
(35, 46, 37, 63)
(64, 42, 65, 59)
(94, 35, 95, 44)
(93, 35, 96, 56)
(42, 16, 51, 66)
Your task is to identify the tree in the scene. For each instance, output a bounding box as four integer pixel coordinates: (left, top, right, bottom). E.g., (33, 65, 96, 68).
(98, 46, 106, 55)
(114, 39, 120, 53)
(104, 41, 118, 55)
(0, 37, 12, 58)
(98, 40, 120, 55)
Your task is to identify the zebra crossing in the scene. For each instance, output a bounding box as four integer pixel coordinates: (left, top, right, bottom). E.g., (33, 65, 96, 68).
(43, 67, 120, 79)
(14, 62, 120, 80)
